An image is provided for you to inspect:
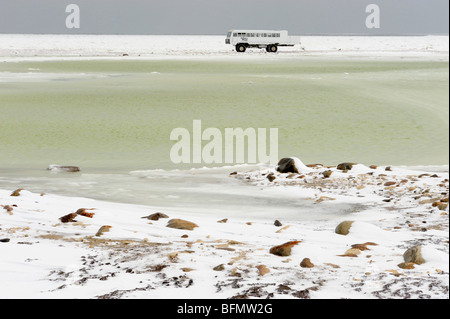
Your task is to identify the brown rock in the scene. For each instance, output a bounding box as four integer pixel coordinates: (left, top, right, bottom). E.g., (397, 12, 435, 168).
(213, 264, 225, 271)
(337, 163, 356, 171)
(335, 221, 354, 235)
(267, 173, 276, 182)
(95, 225, 112, 237)
(269, 241, 301, 257)
(10, 189, 23, 197)
(59, 213, 78, 223)
(166, 219, 199, 231)
(2, 205, 13, 215)
(322, 170, 333, 178)
(300, 258, 314, 268)
(75, 208, 95, 218)
(384, 181, 396, 187)
(344, 248, 361, 256)
(256, 265, 270, 276)
(351, 242, 378, 251)
(398, 262, 415, 269)
(141, 212, 169, 221)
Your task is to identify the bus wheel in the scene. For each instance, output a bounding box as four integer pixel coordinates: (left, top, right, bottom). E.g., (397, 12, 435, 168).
(268, 45, 278, 53)
(236, 44, 247, 53)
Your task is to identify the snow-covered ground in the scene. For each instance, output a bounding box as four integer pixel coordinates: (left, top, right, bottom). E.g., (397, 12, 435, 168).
(0, 34, 448, 60)
(1, 162, 448, 299)
(0, 35, 448, 299)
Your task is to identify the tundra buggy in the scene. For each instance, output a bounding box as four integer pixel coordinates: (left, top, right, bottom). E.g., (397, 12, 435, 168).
(225, 30, 301, 53)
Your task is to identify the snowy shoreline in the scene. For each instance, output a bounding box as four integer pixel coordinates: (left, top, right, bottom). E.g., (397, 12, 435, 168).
(0, 34, 448, 61)
(1, 161, 448, 299)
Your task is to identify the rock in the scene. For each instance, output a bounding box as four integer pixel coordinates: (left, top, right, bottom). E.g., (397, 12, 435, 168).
(403, 246, 426, 265)
(398, 262, 415, 269)
(96, 225, 112, 237)
(167, 219, 199, 231)
(2, 205, 13, 215)
(344, 248, 361, 256)
(300, 258, 314, 268)
(276, 157, 309, 174)
(213, 264, 225, 271)
(0, 238, 10, 243)
(337, 162, 356, 171)
(437, 203, 448, 211)
(269, 241, 301, 257)
(322, 170, 333, 178)
(316, 196, 336, 203)
(385, 166, 392, 171)
(141, 212, 169, 221)
(370, 165, 378, 169)
(384, 181, 396, 187)
(335, 221, 354, 235)
(267, 173, 276, 182)
(10, 188, 23, 197)
(277, 158, 299, 174)
(59, 213, 78, 223)
(47, 165, 80, 172)
(351, 242, 378, 251)
(256, 265, 270, 276)
(217, 218, 228, 223)
(75, 208, 95, 218)
(274, 220, 282, 227)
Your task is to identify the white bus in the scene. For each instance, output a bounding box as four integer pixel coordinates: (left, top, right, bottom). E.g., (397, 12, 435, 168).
(225, 30, 301, 53)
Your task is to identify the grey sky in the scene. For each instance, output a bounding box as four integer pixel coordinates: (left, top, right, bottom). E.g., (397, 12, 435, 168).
(0, 0, 448, 35)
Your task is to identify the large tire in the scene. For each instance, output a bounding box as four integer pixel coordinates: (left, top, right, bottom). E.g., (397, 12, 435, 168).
(268, 44, 278, 53)
(236, 44, 247, 53)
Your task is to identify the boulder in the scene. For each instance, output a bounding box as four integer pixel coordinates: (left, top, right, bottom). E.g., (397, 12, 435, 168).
(322, 170, 333, 178)
(337, 162, 356, 171)
(403, 246, 426, 265)
(59, 213, 78, 223)
(300, 258, 314, 268)
(269, 240, 301, 257)
(167, 219, 199, 231)
(276, 157, 309, 174)
(335, 221, 354, 235)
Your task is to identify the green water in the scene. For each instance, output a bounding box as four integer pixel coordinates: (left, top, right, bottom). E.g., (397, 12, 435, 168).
(0, 58, 448, 171)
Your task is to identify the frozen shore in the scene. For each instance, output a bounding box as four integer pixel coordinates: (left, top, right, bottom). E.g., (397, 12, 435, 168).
(0, 34, 448, 61)
(0, 161, 448, 299)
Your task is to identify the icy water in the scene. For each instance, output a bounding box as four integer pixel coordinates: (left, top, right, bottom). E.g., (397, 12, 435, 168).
(0, 58, 448, 213)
